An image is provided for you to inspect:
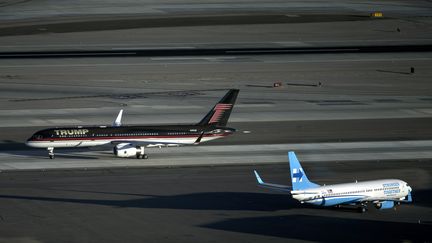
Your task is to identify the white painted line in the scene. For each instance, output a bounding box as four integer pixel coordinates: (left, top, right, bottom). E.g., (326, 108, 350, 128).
(235, 104, 274, 108)
(132, 105, 203, 109)
(111, 47, 195, 50)
(0, 149, 431, 171)
(46, 119, 82, 124)
(0, 57, 431, 68)
(151, 56, 238, 61)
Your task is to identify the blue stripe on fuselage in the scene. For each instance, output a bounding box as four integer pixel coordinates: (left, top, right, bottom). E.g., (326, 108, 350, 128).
(306, 195, 364, 206)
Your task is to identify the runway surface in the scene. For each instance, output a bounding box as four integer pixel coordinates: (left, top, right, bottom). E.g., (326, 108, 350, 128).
(1, 0, 432, 242)
(2, 140, 432, 171)
(1, 52, 431, 171)
(1, 0, 432, 52)
(2, 118, 432, 148)
(0, 162, 430, 243)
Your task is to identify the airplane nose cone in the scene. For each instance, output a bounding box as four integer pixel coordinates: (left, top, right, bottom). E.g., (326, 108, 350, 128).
(25, 138, 35, 147)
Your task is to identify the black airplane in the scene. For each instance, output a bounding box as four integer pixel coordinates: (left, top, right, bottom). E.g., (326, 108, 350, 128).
(26, 89, 239, 159)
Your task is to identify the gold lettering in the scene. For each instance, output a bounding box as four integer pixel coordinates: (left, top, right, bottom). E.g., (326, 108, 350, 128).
(54, 129, 89, 136)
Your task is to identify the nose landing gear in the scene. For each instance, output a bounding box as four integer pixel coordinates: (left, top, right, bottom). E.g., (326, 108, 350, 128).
(47, 147, 54, 159)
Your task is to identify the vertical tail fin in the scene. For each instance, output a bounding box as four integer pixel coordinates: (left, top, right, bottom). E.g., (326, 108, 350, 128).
(288, 151, 319, 190)
(197, 89, 239, 127)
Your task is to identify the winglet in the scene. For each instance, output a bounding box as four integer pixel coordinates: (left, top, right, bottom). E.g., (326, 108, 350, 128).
(113, 109, 123, 127)
(254, 170, 264, 184)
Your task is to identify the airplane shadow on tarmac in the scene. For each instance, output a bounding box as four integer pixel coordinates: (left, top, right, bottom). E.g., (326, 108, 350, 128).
(2, 150, 100, 160)
(201, 214, 431, 242)
(0, 142, 103, 159)
(0, 192, 299, 212)
(1, 188, 431, 211)
(0, 190, 430, 242)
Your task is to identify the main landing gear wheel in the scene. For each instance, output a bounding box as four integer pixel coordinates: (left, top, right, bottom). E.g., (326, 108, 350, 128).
(358, 205, 367, 213)
(136, 146, 148, 159)
(47, 147, 55, 159)
(136, 154, 149, 159)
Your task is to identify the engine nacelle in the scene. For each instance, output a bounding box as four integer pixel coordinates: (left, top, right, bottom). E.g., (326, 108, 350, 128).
(374, 201, 395, 210)
(113, 143, 138, 158)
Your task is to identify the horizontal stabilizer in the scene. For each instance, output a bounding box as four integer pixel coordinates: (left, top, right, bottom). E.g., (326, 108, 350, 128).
(253, 170, 292, 192)
(193, 132, 205, 145)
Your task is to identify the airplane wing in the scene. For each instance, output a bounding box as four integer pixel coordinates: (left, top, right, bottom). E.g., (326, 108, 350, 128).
(348, 193, 412, 205)
(254, 170, 292, 192)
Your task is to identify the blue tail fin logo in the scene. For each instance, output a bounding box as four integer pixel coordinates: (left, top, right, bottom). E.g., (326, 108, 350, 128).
(288, 151, 320, 190)
(292, 168, 304, 182)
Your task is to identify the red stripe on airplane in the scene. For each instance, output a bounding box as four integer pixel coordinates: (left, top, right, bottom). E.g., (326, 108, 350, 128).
(208, 103, 232, 123)
(31, 134, 229, 142)
(209, 109, 224, 123)
(215, 104, 232, 109)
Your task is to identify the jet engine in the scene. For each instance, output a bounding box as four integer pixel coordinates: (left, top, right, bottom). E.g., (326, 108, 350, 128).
(113, 143, 139, 158)
(374, 201, 395, 210)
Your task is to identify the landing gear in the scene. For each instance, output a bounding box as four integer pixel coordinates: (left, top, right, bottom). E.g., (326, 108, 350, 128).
(47, 147, 54, 159)
(137, 154, 149, 159)
(358, 204, 368, 213)
(136, 153, 148, 159)
(394, 201, 401, 211)
(136, 146, 148, 159)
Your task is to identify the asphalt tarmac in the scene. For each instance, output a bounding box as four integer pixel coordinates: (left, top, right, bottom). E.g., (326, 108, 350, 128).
(2, 118, 432, 150)
(1, 0, 432, 242)
(0, 54, 430, 241)
(0, 162, 430, 243)
(0, 14, 370, 37)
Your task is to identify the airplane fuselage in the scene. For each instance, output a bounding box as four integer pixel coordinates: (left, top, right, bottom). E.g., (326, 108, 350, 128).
(26, 124, 235, 148)
(25, 89, 239, 159)
(291, 179, 411, 206)
(254, 152, 412, 212)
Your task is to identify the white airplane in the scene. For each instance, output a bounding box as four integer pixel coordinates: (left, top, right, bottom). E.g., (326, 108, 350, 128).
(254, 151, 412, 212)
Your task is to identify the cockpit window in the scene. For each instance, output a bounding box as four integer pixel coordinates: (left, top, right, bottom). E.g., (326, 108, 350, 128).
(32, 135, 43, 140)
